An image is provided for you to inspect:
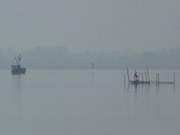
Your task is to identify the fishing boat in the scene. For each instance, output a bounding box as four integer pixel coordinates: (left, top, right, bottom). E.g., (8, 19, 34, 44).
(11, 55, 26, 75)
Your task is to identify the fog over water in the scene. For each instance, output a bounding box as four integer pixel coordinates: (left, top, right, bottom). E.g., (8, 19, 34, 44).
(0, 0, 179, 52)
(0, 46, 180, 69)
(0, 0, 179, 134)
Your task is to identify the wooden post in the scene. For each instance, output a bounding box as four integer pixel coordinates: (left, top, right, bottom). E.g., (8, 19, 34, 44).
(124, 75, 126, 86)
(173, 72, 176, 84)
(147, 68, 150, 83)
(126, 68, 130, 82)
(141, 73, 144, 82)
(158, 73, 160, 84)
(145, 72, 147, 83)
(156, 73, 158, 84)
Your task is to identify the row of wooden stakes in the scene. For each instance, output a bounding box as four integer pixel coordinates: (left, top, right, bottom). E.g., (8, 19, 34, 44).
(126, 68, 175, 85)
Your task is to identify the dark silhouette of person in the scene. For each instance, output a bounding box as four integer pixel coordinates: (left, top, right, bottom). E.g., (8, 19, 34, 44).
(134, 71, 139, 82)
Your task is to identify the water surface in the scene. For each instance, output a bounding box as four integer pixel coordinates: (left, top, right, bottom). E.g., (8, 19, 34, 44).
(0, 70, 179, 135)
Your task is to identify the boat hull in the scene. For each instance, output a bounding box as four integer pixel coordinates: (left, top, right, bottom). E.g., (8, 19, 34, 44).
(11, 65, 26, 75)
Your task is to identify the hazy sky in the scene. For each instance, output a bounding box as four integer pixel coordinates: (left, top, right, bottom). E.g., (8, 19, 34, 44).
(0, 0, 179, 52)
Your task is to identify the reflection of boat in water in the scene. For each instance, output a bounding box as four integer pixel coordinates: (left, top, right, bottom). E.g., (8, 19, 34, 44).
(12, 74, 23, 119)
(11, 55, 26, 75)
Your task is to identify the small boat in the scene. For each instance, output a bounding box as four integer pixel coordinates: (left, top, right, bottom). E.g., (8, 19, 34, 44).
(11, 55, 26, 75)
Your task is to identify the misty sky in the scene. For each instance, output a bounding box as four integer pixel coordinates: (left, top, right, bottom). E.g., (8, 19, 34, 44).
(0, 0, 179, 52)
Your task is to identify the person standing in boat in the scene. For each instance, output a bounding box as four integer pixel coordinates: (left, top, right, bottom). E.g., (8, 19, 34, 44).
(134, 71, 139, 82)
(17, 55, 22, 64)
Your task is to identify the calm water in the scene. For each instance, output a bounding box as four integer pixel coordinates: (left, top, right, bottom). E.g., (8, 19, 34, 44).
(0, 70, 179, 135)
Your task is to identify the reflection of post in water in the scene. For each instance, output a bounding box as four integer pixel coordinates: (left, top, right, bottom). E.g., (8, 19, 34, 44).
(90, 69, 95, 89)
(12, 75, 23, 119)
(133, 83, 138, 95)
(127, 83, 139, 96)
(126, 79, 152, 96)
